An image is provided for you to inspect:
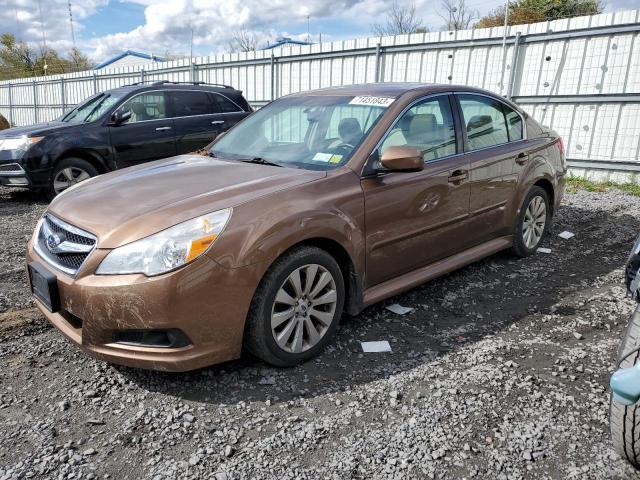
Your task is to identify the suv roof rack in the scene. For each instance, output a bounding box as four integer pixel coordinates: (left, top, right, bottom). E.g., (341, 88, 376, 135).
(127, 80, 233, 89)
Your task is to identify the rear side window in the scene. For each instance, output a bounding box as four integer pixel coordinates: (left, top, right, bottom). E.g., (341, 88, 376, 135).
(504, 106, 523, 141)
(168, 91, 216, 117)
(212, 93, 241, 113)
(458, 94, 509, 150)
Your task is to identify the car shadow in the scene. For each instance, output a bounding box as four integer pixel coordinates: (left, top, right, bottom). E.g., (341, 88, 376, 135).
(113, 203, 640, 405)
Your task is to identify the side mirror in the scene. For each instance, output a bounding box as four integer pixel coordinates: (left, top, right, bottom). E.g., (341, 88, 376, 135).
(379, 146, 424, 172)
(110, 110, 131, 126)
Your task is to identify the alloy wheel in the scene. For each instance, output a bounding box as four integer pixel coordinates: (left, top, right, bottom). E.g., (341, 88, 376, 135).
(271, 264, 338, 354)
(53, 167, 91, 194)
(522, 195, 547, 249)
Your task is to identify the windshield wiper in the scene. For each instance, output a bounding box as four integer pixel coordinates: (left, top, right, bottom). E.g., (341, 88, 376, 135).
(239, 157, 283, 168)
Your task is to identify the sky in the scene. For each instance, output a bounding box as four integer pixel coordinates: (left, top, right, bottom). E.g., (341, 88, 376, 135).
(0, 0, 637, 63)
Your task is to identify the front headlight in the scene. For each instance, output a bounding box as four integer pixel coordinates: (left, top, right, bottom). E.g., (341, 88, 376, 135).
(96, 209, 231, 276)
(0, 136, 43, 158)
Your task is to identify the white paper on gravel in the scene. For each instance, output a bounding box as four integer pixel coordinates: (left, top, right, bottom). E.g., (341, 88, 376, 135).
(385, 304, 414, 315)
(558, 231, 575, 239)
(361, 341, 392, 353)
(538, 247, 552, 254)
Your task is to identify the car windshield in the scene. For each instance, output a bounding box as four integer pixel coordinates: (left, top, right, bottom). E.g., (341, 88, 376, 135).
(210, 95, 390, 170)
(61, 92, 125, 124)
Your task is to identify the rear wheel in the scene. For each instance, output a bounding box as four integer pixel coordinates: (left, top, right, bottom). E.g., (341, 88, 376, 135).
(611, 305, 640, 467)
(511, 186, 550, 257)
(244, 246, 345, 366)
(48, 158, 98, 200)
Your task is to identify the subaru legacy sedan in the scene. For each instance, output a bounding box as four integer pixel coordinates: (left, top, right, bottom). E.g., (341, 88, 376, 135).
(26, 83, 566, 371)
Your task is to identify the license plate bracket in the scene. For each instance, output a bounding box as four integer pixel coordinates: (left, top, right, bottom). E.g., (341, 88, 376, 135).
(28, 262, 60, 313)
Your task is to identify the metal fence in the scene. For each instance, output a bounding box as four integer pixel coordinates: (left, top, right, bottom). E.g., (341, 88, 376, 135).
(1, 9, 639, 181)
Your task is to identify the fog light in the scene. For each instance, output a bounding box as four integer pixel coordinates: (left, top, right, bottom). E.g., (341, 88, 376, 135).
(7, 177, 28, 185)
(112, 329, 191, 348)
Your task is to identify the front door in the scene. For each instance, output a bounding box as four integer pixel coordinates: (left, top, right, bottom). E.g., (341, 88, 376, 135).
(109, 91, 176, 169)
(362, 95, 471, 287)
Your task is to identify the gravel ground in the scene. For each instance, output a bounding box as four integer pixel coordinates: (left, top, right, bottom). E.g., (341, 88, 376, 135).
(1, 185, 640, 480)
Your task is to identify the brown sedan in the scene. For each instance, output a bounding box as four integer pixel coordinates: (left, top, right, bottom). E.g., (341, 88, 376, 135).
(26, 83, 566, 371)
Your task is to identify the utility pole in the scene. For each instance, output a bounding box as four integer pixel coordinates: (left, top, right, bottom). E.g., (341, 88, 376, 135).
(37, 0, 48, 76)
(307, 15, 311, 43)
(499, 0, 510, 94)
(68, 0, 76, 49)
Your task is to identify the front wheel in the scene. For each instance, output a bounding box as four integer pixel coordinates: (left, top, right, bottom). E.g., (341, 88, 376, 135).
(610, 304, 640, 468)
(48, 158, 98, 200)
(244, 246, 345, 367)
(511, 186, 551, 257)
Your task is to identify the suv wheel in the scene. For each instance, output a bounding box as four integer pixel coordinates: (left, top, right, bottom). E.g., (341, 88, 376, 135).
(511, 186, 550, 257)
(244, 246, 345, 366)
(49, 158, 98, 200)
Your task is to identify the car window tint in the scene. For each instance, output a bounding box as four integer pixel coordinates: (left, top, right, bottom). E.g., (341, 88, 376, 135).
(212, 94, 241, 113)
(504, 105, 523, 141)
(168, 91, 215, 117)
(458, 95, 509, 150)
(380, 96, 456, 162)
(119, 93, 166, 123)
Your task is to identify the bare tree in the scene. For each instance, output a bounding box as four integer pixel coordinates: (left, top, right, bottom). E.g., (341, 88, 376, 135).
(228, 29, 259, 53)
(439, 0, 477, 30)
(372, 1, 426, 36)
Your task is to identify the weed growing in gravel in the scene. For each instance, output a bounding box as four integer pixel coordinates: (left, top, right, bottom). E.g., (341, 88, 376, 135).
(567, 176, 640, 197)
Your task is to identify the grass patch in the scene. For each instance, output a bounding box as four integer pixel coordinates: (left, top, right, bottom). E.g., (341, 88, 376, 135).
(567, 177, 640, 197)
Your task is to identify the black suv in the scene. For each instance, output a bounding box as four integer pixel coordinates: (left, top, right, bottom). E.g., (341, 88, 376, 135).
(0, 81, 251, 198)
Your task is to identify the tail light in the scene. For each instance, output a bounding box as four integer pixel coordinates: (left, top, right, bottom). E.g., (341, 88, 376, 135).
(557, 137, 565, 158)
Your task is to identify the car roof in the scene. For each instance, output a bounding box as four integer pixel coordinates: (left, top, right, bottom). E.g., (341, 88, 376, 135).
(287, 82, 499, 99)
(105, 83, 241, 96)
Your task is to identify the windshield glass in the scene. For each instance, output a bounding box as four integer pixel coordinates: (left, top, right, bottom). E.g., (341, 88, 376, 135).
(61, 92, 125, 124)
(210, 95, 390, 170)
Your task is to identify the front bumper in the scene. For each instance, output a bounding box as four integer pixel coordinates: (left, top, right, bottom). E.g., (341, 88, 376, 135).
(27, 240, 264, 372)
(0, 162, 31, 187)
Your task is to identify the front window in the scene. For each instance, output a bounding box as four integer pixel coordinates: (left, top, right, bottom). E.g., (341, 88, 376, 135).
(61, 92, 125, 124)
(210, 95, 389, 170)
(117, 93, 166, 123)
(379, 96, 457, 162)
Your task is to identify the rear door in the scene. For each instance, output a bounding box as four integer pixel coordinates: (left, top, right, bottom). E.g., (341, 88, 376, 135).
(167, 90, 222, 154)
(362, 94, 471, 286)
(109, 91, 177, 169)
(210, 92, 250, 131)
(455, 93, 527, 244)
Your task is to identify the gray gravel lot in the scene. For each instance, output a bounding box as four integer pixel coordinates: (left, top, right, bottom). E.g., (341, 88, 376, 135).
(1, 185, 640, 479)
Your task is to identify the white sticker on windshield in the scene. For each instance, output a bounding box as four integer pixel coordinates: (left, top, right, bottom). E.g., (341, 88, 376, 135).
(348, 96, 395, 107)
(313, 152, 333, 162)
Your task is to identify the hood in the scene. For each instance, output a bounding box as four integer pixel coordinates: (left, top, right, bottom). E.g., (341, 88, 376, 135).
(0, 120, 77, 138)
(48, 155, 326, 248)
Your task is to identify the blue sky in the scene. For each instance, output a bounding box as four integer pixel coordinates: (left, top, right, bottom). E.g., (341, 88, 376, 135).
(1, 0, 637, 62)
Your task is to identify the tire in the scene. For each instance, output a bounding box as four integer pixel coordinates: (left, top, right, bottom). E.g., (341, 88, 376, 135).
(611, 304, 640, 467)
(48, 157, 99, 200)
(511, 185, 551, 257)
(244, 246, 345, 367)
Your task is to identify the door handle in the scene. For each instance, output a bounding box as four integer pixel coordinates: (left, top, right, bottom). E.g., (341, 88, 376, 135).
(155, 126, 172, 131)
(515, 152, 528, 165)
(211, 120, 225, 125)
(448, 170, 468, 184)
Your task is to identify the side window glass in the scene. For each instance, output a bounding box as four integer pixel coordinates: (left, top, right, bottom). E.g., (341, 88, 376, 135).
(119, 93, 166, 123)
(212, 94, 241, 113)
(504, 105, 523, 142)
(168, 91, 215, 117)
(380, 97, 456, 162)
(458, 95, 509, 150)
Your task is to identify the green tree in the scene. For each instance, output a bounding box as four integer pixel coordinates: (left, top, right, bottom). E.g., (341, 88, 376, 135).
(0, 34, 93, 80)
(476, 0, 602, 28)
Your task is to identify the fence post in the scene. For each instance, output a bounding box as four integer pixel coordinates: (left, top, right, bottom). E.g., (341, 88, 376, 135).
(60, 78, 66, 113)
(374, 42, 382, 82)
(270, 52, 276, 101)
(93, 72, 98, 94)
(506, 32, 522, 100)
(8, 84, 13, 127)
(33, 80, 38, 124)
(140, 68, 145, 84)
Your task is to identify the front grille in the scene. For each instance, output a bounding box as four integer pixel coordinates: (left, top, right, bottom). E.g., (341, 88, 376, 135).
(0, 163, 25, 174)
(35, 214, 97, 276)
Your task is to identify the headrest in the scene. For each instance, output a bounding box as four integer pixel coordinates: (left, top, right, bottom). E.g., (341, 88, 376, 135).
(338, 117, 363, 140)
(409, 114, 437, 134)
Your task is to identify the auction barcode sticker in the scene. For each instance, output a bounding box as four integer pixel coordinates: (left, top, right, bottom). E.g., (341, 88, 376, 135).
(348, 96, 395, 107)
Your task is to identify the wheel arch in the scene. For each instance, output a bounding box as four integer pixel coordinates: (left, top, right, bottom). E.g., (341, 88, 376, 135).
(54, 149, 109, 175)
(533, 177, 555, 214)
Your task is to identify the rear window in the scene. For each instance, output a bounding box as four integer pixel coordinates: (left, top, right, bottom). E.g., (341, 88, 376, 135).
(168, 90, 216, 117)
